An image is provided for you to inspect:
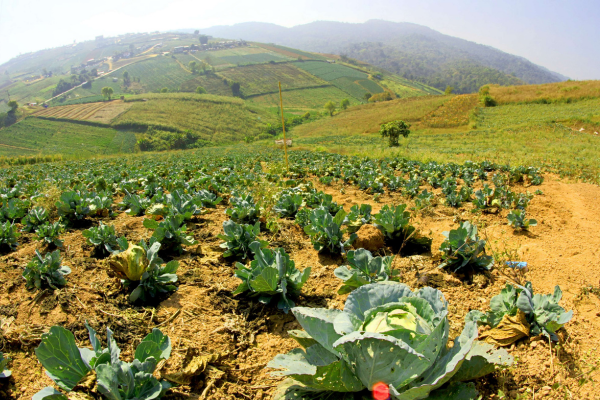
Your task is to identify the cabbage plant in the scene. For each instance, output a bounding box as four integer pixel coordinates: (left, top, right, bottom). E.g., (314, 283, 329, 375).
(274, 193, 303, 218)
(35, 222, 65, 248)
(108, 239, 179, 303)
(33, 324, 172, 400)
(373, 204, 431, 254)
(218, 220, 267, 259)
(304, 208, 357, 254)
(143, 215, 197, 253)
(0, 351, 10, 378)
(119, 191, 152, 216)
(438, 221, 493, 274)
(233, 242, 310, 312)
(507, 209, 537, 230)
(226, 193, 260, 224)
(343, 204, 372, 233)
(23, 250, 71, 290)
(21, 206, 49, 232)
(0, 221, 20, 252)
(334, 249, 397, 294)
(82, 222, 121, 257)
(472, 281, 572, 341)
(268, 282, 512, 399)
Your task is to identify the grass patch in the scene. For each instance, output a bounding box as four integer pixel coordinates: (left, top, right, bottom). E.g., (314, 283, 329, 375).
(248, 86, 360, 110)
(489, 80, 600, 104)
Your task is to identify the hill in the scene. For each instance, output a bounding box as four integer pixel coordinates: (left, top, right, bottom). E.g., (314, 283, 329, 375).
(287, 80, 600, 183)
(0, 33, 437, 114)
(198, 20, 567, 93)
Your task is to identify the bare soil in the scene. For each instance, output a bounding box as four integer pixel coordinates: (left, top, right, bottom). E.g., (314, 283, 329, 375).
(1, 175, 600, 400)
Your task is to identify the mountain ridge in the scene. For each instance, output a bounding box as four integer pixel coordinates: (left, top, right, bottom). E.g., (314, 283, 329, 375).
(194, 19, 567, 93)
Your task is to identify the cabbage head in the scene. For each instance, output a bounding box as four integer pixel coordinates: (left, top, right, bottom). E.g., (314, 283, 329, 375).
(107, 242, 148, 281)
(268, 282, 512, 400)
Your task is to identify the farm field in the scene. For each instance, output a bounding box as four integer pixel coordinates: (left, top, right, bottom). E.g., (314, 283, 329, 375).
(257, 43, 327, 60)
(294, 61, 387, 100)
(0, 117, 136, 156)
(0, 148, 598, 400)
(2, 76, 62, 104)
(489, 79, 600, 104)
(180, 74, 233, 96)
(219, 63, 328, 97)
(67, 77, 124, 103)
(249, 86, 360, 110)
(34, 101, 133, 124)
(119, 56, 192, 92)
(114, 93, 278, 143)
(381, 75, 444, 97)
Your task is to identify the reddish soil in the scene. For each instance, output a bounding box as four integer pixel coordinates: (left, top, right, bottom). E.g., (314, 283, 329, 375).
(1, 175, 600, 400)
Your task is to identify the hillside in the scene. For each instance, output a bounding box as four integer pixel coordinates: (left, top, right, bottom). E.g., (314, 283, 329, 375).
(0, 33, 437, 115)
(288, 80, 600, 183)
(198, 20, 567, 93)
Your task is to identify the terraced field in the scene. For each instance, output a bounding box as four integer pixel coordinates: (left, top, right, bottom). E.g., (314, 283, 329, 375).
(33, 101, 133, 123)
(219, 63, 327, 97)
(180, 74, 232, 96)
(0, 117, 136, 156)
(294, 61, 386, 101)
(249, 86, 360, 110)
(121, 56, 192, 92)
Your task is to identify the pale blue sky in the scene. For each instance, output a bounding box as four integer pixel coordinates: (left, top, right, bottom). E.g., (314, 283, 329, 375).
(1, 0, 598, 79)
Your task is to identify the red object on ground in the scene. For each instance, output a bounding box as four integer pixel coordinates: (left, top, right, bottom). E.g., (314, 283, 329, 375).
(373, 382, 390, 400)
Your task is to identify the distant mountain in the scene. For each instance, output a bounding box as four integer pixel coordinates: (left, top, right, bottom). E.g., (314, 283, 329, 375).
(196, 20, 567, 93)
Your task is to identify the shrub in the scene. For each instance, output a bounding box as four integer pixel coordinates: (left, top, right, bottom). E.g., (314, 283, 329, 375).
(379, 120, 410, 147)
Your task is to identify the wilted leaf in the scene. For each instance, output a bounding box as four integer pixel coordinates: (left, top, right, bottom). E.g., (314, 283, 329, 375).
(479, 310, 530, 347)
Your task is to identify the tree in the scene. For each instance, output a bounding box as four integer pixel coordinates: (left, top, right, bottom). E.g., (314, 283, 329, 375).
(91, 68, 98, 77)
(129, 44, 135, 55)
(160, 87, 168, 93)
(123, 71, 131, 87)
(101, 87, 114, 100)
(340, 98, 350, 110)
(195, 86, 207, 94)
(444, 86, 454, 95)
(363, 92, 372, 102)
(7, 100, 18, 112)
(230, 81, 241, 97)
(194, 30, 199, 35)
(188, 61, 198, 73)
(379, 120, 410, 147)
(324, 101, 336, 116)
(199, 35, 209, 45)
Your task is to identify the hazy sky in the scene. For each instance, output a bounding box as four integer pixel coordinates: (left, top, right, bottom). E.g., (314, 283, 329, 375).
(1, 0, 598, 79)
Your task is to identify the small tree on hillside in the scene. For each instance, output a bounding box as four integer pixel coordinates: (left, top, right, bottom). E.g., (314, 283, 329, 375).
(194, 30, 200, 35)
(340, 98, 350, 110)
(444, 86, 454, 95)
(101, 87, 113, 100)
(324, 101, 336, 116)
(195, 86, 207, 94)
(380, 120, 410, 147)
(188, 61, 198, 73)
(123, 71, 131, 87)
(160, 87, 169, 93)
(363, 92, 372, 102)
(7, 100, 18, 112)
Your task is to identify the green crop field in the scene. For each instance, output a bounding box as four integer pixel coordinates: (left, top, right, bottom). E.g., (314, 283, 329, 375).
(114, 93, 277, 143)
(180, 74, 233, 96)
(219, 63, 327, 97)
(294, 61, 387, 101)
(120, 56, 192, 92)
(248, 86, 360, 110)
(477, 98, 600, 129)
(0, 117, 136, 156)
(3, 76, 62, 104)
(257, 43, 327, 60)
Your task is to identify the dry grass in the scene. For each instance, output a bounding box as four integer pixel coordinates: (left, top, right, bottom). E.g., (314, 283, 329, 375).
(291, 95, 449, 137)
(490, 80, 600, 105)
(420, 94, 479, 128)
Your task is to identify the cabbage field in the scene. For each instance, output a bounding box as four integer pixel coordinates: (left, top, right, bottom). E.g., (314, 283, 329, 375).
(0, 147, 592, 400)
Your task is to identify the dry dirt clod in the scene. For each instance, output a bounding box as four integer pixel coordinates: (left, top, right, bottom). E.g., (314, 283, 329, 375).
(352, 224, 385, 252)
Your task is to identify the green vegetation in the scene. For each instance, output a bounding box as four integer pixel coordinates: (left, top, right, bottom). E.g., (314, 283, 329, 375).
(249, 86, 359, 110)
(220, 63, 327, 97)
(294, 61, 385, 101)
(379, 120, 410, 146)
(268, 283, 512, 398)
(116, 93, 277, 144)
(120, 56, 192, 92)
(0, 117, 136, 157)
